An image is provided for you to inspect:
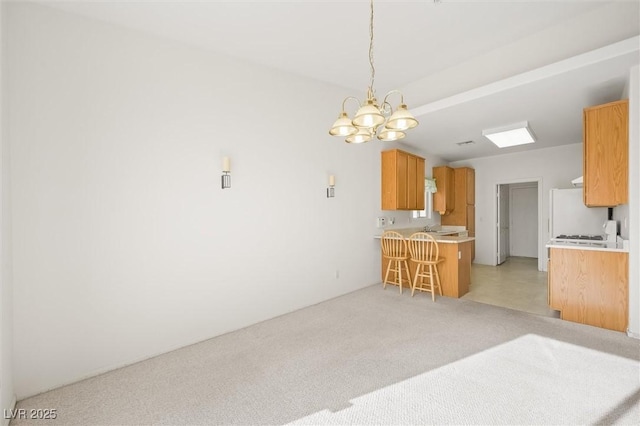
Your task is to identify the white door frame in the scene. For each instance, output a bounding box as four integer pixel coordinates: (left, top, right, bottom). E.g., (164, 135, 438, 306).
(494, 177, 544, 271)
(497, 184, 509, 265)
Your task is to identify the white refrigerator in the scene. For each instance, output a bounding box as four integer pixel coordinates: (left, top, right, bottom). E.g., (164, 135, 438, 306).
(549, 188, 608, 237)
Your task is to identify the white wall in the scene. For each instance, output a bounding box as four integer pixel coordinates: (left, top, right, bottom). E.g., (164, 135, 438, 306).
(0, 0, 16, 421)
(450, 143, 583, 269)
(509, 183, 538, 258)
(7, 3, 382, 398)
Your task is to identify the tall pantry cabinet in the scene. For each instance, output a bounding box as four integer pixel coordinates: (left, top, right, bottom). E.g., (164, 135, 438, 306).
(441, 167, 476, 260)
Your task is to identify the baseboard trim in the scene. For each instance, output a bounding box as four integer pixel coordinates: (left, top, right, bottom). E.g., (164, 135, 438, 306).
(627, 329, 640, 339)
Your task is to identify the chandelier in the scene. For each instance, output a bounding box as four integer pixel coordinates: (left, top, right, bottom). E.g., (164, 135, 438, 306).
(329, 0, 419, 144)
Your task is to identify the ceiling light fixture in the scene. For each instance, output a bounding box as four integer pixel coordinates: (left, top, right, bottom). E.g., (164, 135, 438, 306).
(328, 0, 418, 144)
(482, 121, 536, 148)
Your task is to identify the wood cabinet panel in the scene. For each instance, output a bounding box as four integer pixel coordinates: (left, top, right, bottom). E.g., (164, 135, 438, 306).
(416, 157, 425, 210)
(397, 151, 408, 210)
(583, 99, 628, 207)
(548, 248, 628, 332)
(466, 205, 475, 234)
(381, 149, 425, 210)
(381, 151, 397, 208)
(441, 167, 475, 261)
(433, 166, 454, 215)
(406, 155, 417, 210)
(547, 259, 552, 308)
(466, 168, 475, 205)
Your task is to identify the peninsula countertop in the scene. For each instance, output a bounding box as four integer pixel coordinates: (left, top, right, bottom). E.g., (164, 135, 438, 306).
(373, 227, 475, 244)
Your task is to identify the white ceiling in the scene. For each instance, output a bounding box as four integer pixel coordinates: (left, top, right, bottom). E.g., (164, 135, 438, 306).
(32, 0, 640, 161)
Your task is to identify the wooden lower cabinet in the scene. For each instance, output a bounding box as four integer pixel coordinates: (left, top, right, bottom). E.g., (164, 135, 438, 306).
(381, 241, 472, 298)
(548, 248, 628, 332)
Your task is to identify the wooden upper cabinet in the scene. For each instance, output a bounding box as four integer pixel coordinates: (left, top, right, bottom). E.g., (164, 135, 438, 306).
(466, 168, 475, 205)
(381, 149, 425, 211)
(433, 166, 454, 215)
(440, 167, 476, 260)
(441, 167, 475, 225)
(583, 99, 628, 207)
(466, 204, 475, 234)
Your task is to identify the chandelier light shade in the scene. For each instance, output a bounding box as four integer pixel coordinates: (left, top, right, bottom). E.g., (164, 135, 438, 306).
(346, 127, 373, 144)
(329, 112, 358, 137)
(378, 129, 406, 142)
(386, 104, 419, 131)
(353, 99, 385, 128)
(328, 0, 419, 143)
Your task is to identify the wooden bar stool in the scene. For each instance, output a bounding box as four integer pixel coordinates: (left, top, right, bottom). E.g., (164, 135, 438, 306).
(380, 231, 412, 294)
(407, 232, 444, 301)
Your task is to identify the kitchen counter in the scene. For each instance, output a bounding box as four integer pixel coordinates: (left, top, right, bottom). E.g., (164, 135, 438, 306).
(545, 240, 629, 253)
(376, 228, 474, 298)
(374, 227, 475, 244)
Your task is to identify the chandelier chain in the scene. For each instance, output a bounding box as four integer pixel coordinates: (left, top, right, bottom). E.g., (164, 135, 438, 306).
(328, 0, 418, 143)
(368, 0, 375, 99)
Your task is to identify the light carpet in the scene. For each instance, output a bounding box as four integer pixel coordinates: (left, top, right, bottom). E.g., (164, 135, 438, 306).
(11, 284, 640, 425)
(291, 334, 639, 425)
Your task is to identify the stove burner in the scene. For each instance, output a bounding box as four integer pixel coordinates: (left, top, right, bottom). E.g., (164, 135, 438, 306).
(555, 234, 604, 241)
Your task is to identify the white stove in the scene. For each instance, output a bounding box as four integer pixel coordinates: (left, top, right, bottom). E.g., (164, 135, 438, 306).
(553, 234, 604, 241)
(549, 234, 608, 247)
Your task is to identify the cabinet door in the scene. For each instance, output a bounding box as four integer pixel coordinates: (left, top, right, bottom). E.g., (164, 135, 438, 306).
(467, 204, 476, 261)
(433, 166, 454, 215)
(381, 150, 397, 210)
(466, 205, 475, 233)
(445, 167, 455, 212)
(396, 151, 408, 210)
(583, 100, 628, 206)
(547, 258, 552, 307)
(406, 155, 417, 210)
(416, 157, 425, 210)
(549, 248, 628, 331)
(466, 168, 475, 205)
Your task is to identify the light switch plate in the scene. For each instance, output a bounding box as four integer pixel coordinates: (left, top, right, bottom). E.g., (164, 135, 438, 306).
(377, 217, 387, 228)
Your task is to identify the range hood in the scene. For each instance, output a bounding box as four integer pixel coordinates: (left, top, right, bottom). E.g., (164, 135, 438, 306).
(571, 176, 583, 187)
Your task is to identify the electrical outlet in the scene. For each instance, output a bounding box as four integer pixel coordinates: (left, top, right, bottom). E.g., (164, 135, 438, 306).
(377, 217, 387, 228)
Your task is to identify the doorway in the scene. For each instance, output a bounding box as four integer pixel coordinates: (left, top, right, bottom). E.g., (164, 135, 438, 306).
(463, 179, 552, 317)
(495, 179, 544, 270)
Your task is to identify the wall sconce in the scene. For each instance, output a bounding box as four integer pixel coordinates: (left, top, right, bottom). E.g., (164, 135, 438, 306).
(222, 157, 231, 189)
(327, 175, 335, 198)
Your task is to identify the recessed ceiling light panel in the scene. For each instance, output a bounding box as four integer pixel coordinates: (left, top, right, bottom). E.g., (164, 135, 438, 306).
(482, 121, 536, 148)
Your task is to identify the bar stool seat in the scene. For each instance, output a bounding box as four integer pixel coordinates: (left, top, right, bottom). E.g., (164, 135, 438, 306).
(380, 231, 412, 294)
(407, 232, 444, 301)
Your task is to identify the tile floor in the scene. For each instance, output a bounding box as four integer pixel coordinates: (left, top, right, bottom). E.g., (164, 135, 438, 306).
(463, 256, 560, 318)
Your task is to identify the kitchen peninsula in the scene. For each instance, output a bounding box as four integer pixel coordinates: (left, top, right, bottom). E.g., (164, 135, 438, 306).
(375, 228, 475, 298)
